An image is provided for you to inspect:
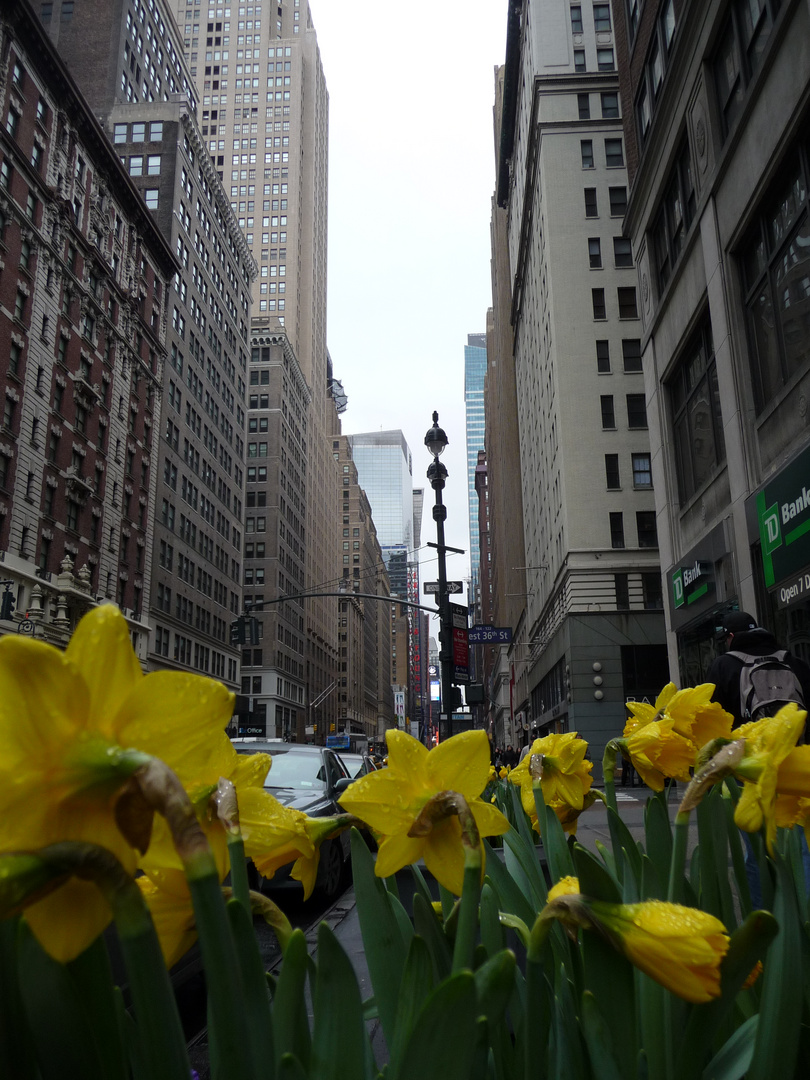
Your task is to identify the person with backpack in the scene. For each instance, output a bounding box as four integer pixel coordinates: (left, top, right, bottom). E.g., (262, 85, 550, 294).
(706, 610, 810, 904)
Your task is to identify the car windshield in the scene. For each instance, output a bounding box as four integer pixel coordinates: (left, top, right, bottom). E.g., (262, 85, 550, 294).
(263, 750, 326, 790)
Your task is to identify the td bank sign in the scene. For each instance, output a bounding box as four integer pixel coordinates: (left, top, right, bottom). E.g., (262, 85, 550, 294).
(671, 560, 712, 609)
(756, 443, 810, 589)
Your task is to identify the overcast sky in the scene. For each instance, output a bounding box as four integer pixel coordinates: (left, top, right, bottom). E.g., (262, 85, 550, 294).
(308, 0, 510, 614)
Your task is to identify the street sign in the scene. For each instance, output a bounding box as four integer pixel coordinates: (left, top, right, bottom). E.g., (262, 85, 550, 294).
(468, 625, 513, 644)
(423, 581, 464, 594)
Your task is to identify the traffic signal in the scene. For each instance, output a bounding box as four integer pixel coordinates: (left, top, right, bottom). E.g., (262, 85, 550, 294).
(0, 590, 15, 621)
(230, 617, 245, 646)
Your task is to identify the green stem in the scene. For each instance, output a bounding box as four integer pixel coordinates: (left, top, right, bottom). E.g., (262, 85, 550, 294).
(185, 850, 257, 1080)
(667, 811, 691, 903)
(602, 741, 620, 817)
(226, 834, 251, 913)
(451, 845, 482, 974)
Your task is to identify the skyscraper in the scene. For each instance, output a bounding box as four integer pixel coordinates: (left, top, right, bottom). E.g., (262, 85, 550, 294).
(40, 0, 255, 692)
(491, 0, 668, 768)
(464, 332, 487, 618)
(170, 0, 341, 736)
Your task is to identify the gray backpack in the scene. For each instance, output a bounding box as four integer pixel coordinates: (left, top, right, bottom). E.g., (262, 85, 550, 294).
(727, 650, 806, 721)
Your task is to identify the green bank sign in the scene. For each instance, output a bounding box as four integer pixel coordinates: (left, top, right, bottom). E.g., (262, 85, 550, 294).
(671, 560, 712, 609)
(757, 443, 810, 588)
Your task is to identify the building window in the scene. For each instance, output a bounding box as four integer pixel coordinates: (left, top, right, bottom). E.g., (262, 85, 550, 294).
(66, 499, 79, 531)
(600, 395, 615, 429)
(605, 454, 620, 489)
(596, 340, 610, 373)
(581, 140, 594, 169)
(114, 124, 127, 143)
(605, 138, 624, 168)
(613, 237, 633, 267)
(588, 237, 602, 269)
(618, 287, 638, 319)
(60, 1, 74, 22)
(601, 92, 619, 119)
(144, 189, 159, 209)
(129, 156, 144, 176)
(574, 50, 586, 72)
(652, 139, 696, 292)
(742, 146, 810, 412)
(642, 572, 664, 609)
(636, 511, 658, 548)
(597, 49, 615, 71)
(584, 188, 598, 217)
(570, 5, 583, 33)
(577, 93, 590, 119)
(615, 572, 629, 609)
(626, 393, 647, 428)
(622, 339, 642, 371)
(609, 512, 625, 549)
(632, 453, 652, 488)
(147, 155, 161, 175)
(593, 3, 612, 31)
(669, 316, 725, 503)
(592, 288, 606, 319)
(714, 0, 778, 138)
(609, 186, 627, 217)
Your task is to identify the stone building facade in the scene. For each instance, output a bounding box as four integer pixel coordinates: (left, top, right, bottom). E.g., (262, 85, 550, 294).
(0, 0, 176, 655)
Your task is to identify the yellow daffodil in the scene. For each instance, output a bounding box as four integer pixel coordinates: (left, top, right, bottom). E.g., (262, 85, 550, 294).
(625, 682, 732, 761)
(338, 729, 509, 895)
(547, 875, 580, 902)
(0, 604, 234, 961)
(734, 704, 808, 851)
(622, 715, 694, 791)
(509, 731, 593, 815)
(553, 790, 601, 835)
(499, 765, 509, 779)
(137, 869, 198, 969)
(589, 898, 729, 1003)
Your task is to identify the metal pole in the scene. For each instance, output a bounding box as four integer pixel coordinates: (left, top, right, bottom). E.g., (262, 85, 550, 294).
(433, 479, 454, 744)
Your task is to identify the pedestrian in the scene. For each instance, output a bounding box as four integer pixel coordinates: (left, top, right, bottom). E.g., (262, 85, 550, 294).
(504, 744, 518, 768)
(706, 610, 810, 905)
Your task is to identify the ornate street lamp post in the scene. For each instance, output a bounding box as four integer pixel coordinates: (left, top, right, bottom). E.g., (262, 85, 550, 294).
(424, 411, 456, 743)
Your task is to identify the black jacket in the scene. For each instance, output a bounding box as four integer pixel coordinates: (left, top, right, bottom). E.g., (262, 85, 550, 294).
(706, 627, 810, 729)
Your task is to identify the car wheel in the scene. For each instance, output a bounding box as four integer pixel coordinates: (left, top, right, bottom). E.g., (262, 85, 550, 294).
(315, 838, 344, 900)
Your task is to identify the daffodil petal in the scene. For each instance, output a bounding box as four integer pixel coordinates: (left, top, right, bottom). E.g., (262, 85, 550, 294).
(116, 674, 234, 787)
(232, 752, 271, 790)
(469, 798, 510, 838)
(65, 605, 143, 741)
(137, 877, 197, 968)
(374, 832, 424, 879)
(427, 730, 492, 799)
(385, 729, 429, 774)
(0, 638, 88, 767)
(423, 817, 467, 896)
(339, 771, 422, 833)
(24, 878, 113, 963)
(290, 853, 319, 900)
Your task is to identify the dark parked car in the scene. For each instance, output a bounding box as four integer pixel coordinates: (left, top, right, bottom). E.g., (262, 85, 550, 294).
(340, 752, 379, 780)
(234, 740, 353, 900)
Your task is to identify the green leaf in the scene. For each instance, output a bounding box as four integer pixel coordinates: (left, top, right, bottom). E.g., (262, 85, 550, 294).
(227, 898, 275, 1079)
(644, 791, 673, 892)
(350, 829, 408, 1049)
(389, 935, 434, 1072)
(745, 857, 803, 1080)
(408, 863, 435, 909)
(503, 826, 548, 909)
(722, 782, 752, 917)
(0, 919, 40, 1080)
(388, 892, 416, 950)
(452, 861, 483, 974)
(581, 991, 625, 1080)
(482, 842, 536, 926)
(676, 910, 777, 1080)
(311, 924, 367, 1080)
(640, 852, 664, 902)
(607, 806, 642, 893)
(533, 783, 573, 882)
(573, 843, 621, 903)
(412, 892, 452, 984)
(697, 788, 734, 925)
(473, 949, 517, 1029)
(17, 920, 112, 1080)
(397, 973, 478, 1080)
(580, 924, 636, 1076)
(553, 962, 586, 1079)
(701, 1014, 758, 1080)
(277, 1053, 308, 1080)
(273, 929, 312, 1071)
(479, 883, 505, 959)
(66, 934, 128, 1080)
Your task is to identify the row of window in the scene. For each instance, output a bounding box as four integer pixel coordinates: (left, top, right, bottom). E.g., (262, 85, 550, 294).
(605, 452, 652, 489)
(610, 511, 658, 549)
(570, 4, 612, 34)
(588, 236, 632, 268)
(592, 286, 638, 320)
(600, 393, 647, 430)
(581, 138, 624, 170)
(585, 186, 627, 218)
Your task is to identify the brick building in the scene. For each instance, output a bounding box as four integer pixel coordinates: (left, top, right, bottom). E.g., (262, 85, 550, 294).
(0, 1, 176, 654)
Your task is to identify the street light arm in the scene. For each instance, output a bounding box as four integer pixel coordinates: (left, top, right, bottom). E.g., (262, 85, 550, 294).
(242, 590, 439, 615)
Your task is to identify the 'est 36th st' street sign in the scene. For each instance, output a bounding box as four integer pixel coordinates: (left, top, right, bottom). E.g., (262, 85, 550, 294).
(468, 625, 513, 643)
